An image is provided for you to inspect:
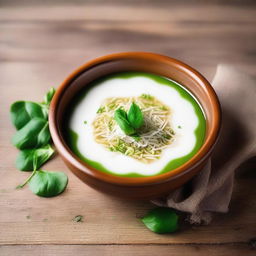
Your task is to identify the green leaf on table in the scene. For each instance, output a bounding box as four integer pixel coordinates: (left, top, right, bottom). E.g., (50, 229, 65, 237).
(42, 87, 55, 106)
(10, 87, 68, 199)
(114, 108, 136, 136)
(12, 118, 51, 149)
(10, 101, 47, 130)
(141, 207, 179, 234)
(16, 144, 54, 171)
(29, 170, 68, 197)
(37, 121, 51, 146)
(128, 102, 144, 129)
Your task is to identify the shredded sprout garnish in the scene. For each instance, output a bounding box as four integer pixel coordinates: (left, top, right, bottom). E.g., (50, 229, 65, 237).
(93, 94, 175, 163)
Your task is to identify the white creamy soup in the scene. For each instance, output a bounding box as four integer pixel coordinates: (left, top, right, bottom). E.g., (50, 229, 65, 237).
(66, 72, 206, 177)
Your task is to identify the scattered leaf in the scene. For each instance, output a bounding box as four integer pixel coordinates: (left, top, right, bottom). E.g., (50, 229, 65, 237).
(29, 170, 68, 197)
(141, 208, 179, 234)
(73, 215, 83, 222)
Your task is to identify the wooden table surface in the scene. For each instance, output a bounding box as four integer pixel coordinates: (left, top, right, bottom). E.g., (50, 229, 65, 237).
(1, 1, 256, 255)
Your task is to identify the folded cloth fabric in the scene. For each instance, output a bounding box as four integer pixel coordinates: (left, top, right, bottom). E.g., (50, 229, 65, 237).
(152, 65, 256, 224)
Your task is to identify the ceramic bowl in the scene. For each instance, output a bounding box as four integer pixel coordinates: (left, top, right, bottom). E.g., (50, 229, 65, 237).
(49, 52, 221, 199)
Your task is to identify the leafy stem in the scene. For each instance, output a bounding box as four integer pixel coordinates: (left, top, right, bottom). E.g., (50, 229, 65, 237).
(16, 169, 37, 189)
(39, 103, 50, 117)
(16, 155, 38, 189)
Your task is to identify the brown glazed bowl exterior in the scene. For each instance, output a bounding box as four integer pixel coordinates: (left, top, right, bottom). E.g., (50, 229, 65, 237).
(49, 52, 221, 200)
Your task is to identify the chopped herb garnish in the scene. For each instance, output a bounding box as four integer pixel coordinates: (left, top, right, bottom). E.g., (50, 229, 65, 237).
(160, 106, 168, 111)
(178, 125, 182, 129)
(83, 120, 87, 124)
(162, 134, 171, 140)
(116, 139, 127, 153)
(107, 103, 117, 110)
(108, 120, 114, 131)
(140, 94, 154, 100)
(97, 106, 105, 114)
(73, 215, 83, 222)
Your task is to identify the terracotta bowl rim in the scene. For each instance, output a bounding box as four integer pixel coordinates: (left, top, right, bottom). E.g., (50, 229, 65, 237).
(49, 52, 221, 186)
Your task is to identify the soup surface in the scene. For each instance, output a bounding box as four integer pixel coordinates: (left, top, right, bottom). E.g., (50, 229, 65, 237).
(65, 72, 206, 177)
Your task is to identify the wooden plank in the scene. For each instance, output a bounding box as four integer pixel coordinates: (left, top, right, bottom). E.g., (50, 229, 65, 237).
(0, 170, 255, 244)
(0, 4, 255, 76)
(0, 244, 255, 256)
(1, 3, 256, 22)
(2, 0, 256, 7)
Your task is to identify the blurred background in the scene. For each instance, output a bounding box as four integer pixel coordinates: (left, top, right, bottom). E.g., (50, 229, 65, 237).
(1, 0, 255, 89)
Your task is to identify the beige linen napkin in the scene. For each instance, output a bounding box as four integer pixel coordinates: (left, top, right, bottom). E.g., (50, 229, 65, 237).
(152, 65, 256, 224)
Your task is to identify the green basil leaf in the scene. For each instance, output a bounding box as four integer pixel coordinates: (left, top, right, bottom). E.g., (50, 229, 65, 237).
(12, 118, 51, 149)
(29, 170, 68, 197)
(114, 108, 136, 135)
(10, 101, 47, 130)
(16, 144, 54, 171)
(37, 122, 51, 146)
(43, 87, 55, 105)
(141, 208, 178, 234)
(128, 102, 144, 129)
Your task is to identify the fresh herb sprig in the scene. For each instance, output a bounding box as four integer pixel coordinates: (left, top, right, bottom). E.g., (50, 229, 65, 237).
(10, 88, 68, 197)
(114, 102, 144, 137)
